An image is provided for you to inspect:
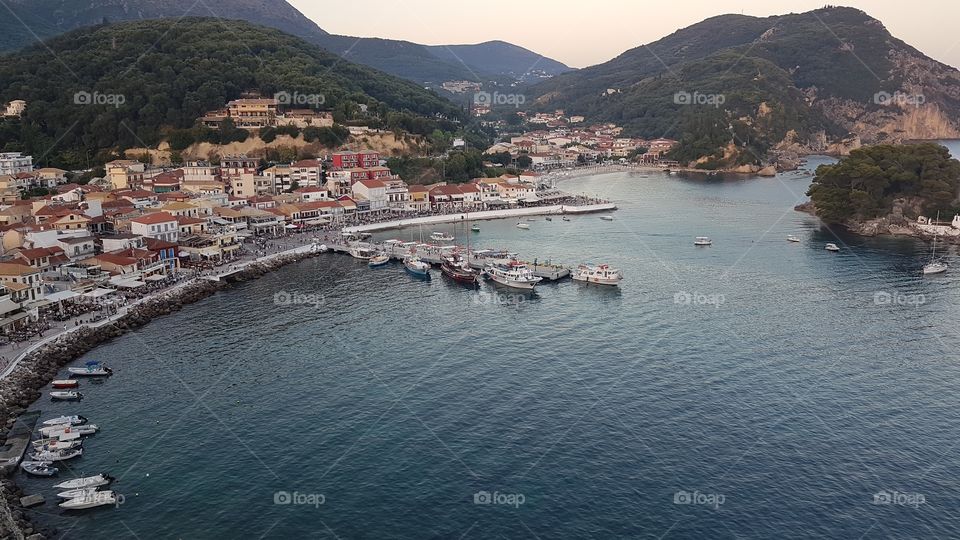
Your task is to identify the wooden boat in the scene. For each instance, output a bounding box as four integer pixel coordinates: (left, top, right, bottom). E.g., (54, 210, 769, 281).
(441, 256, 480, 285)
(368, 254, 391, 268)
(52, 380, 79, 389)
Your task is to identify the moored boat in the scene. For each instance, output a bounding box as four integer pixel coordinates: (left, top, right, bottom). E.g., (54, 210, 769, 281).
(68, 361, 112, 377)
(516, 222, 530, 230)
(430, 232, 454, 242)
(52, 380, 79, 389)
(572, 264, 624, 286)
(441, 256, 480, 285)
(54, 473, 114, 490)
(486, 261, 542, 290)
(33, 439, 83, 452)
(50, 391, 82, 401)
(348, 244, 376, 261)
(923, 219, 948, 275)
(368, 254, 391, 268)
(59, 490, 119, 510)
(403, 256, 431, 278)
(42, 415, 88, 427)
(21, 461, 58, 476)
(30, 447, 82, 462)
(40, 424, 99, 438)
(58, 487, 102, 500)
(471, 225, 480, 232)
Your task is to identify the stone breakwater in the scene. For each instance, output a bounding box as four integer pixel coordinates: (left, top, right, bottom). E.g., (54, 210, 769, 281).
(0, 248, 322, 539)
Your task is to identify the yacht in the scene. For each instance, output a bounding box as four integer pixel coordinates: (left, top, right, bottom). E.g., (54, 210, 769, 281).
(923, 221, 948, 275)
(430, 232, 454, 242)
(516, 222, 530, 230)
(572, 264, 623, 286)
(486, 261, 542, 290)
(403, 256, 431, 278)
(825, 243, 841, 252)
(694, 237, 713, 246)
(441, 255, 480, 285)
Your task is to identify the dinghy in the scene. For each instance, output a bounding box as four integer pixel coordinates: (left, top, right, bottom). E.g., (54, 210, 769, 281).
(21, 461, 58, 477)
(50, 391, 82, 401)
(57, 487, 101, 500)
(30, 447, 82, 462)
(40, 424, 99, 437)
(42, 415, 88, 427)
(54, 473, 114, 490)
(59, 490, 119, 510)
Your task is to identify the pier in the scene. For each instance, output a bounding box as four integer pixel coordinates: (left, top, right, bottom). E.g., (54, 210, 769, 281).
(0, 411, 40, 476)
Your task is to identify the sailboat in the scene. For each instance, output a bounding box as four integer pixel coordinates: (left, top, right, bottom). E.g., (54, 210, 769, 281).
(923, 214, 948, 275)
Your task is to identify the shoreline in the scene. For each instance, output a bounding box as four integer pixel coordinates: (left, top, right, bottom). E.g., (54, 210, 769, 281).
(0, 244, 325, 539)
(342, 203, 617, 233)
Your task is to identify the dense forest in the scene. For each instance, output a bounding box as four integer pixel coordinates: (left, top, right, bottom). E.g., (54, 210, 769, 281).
(0, 18, 464, 169)
(807, 144, 960, 223)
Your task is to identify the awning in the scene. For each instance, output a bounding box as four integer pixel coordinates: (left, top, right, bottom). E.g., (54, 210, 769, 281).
(0, 312, 29, 328)
(112, 279, 146, 289)
(144, 275, 166, 282)
(83, 288, 116, 299)
(285, 224, 298, 229)
(0, 297, 21, 317)
(45, 290, 80, 303)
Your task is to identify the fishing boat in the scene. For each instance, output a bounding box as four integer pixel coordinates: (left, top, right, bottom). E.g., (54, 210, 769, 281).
(694, 237, 713, 246)
(430, 232, 454, 242)
(471, 225, 480, 232)
(42, 415, 88, 427)
(30, 447, 82, 462)
(825, 243, 841, 252)
(368, 254, 391, 268)
(403, 256, 431, 278)
(787, 235, 801, 243)
(516, 222, 530, 230)
(348, 244, 376, 261)
(68, 361, 112, 377)
(923, 219, 948, 275)
(54, 473, 114, 490)
(50, 391, 82, 401)
(40, 424, 99, 438)
(600, 216, 614, 221)
(486, 261, 543, 290)
(572, 264, 624, 286)
(52, 380, 79, 389)
(441, 256, 480, 285)
(21, 461, 58, 477)
(59, 490, 119, 510)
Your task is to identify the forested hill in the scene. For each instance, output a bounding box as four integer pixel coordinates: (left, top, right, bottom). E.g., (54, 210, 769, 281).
(0, 18, 463, 169)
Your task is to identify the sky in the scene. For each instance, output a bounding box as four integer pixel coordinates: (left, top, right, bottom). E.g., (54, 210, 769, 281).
(289, 0, 960, 69)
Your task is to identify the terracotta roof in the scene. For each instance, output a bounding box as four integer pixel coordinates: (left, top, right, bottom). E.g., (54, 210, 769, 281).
(144, 237, 177, 251)
(130, 212, 176, 225)
(356, 179, 386, 189)
(0, 262, 38, 276)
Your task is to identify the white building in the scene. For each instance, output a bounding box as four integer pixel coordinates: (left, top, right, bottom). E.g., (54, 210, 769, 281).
(351, 179, 388, 211)
(0, 153, 33, 176)
(3, 100, 26, 118)
(130, 212, 179, 243)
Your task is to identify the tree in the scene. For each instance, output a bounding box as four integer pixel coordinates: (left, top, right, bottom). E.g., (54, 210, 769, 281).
(516, 155, 533, 168)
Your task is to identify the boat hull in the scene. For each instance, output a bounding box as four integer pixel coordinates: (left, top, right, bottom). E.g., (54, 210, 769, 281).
(488, 275, 538, 290)
(573, 276, 622, 286)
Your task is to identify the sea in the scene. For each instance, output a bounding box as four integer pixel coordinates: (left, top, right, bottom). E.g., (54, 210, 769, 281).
(20, 142, 960, 539)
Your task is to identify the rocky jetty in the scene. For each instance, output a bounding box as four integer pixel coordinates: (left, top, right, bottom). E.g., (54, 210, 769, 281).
(0, 247, 321, 538)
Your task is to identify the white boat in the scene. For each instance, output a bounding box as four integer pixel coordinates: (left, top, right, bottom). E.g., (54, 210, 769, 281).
(562, 216, 571, 222)
(348, 244, 376, 261)
(526, 218, 536, 222)
(923, 219, 948, 275)
(403, 256, 431, 278)
(486, 261, 542, 290)
(32, 438, 82, 451)
(694, 237, 713, 246)
(58, 487, 101, 500)
(368, 254, 391, 268)
(787, 235, 801, 243)
(33, 432, 82, 446)
(42, 415, 88, 427)
(600, 216, 614, 221)
(471, 225, 480, 232)
(21, 461, 58, 476)
(31, 447, 82, 462)
(825, 243, 840, 252)
(59, 490, 119, 510)
(54, 473, 114, 490)
(572, 264, 624, 286)
(68, 362, 112, 376)
(430, 232, 454, 242)
(516, 223, 530, 230)
(50, 391, 82, 401)
(40, 424, 99, 438)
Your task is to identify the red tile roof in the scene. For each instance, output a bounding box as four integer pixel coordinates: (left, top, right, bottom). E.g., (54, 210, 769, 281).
(130, 212, 176, 225)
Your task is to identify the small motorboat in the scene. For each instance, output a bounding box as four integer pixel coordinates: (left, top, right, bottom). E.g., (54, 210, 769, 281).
(52, 380, 79, 389)
(562, 216, 571, 222)
(572, 264, 624, 286)
(825, 243, 841, 252)
(33, 439, 83, 452)
(430, 232, 454, 242)
(545, 217, 552, 222)
(471, 225, 480, 232)
(42, 415, 88, 427)
(50, 391, 82, 401)
(368, 254, 391, 268)
(526, 218, 536, 222)
(32, 435, 82, 449)
(600, 216, 614, 221)
(68, 361, 112, 377)
(59, 490, 119, 510)
(40, 424, 99, 438)
(404, 256, 431, 278)
(348, 244, 376, 261)
(30, 447, 82, 462)
(694, 237, 713, 246)
(21, 461, 58, 477)
(787, 235, 801, 243)
(58, 487, 101, 500)
(516, 222, 530, 230)
(54, 473, 114, 490)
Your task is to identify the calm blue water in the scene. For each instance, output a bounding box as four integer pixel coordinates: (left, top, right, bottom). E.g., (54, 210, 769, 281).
(21, 147, 960, 539)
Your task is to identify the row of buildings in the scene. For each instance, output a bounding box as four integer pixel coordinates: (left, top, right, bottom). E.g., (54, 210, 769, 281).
(200, 97, 335, 130)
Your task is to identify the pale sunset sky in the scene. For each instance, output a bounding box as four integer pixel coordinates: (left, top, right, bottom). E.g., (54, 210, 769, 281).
(289, 0, 960, 69)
